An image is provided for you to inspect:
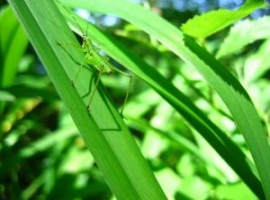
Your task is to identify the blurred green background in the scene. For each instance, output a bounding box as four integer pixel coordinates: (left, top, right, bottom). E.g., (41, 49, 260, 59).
(1, 0, 270, 199)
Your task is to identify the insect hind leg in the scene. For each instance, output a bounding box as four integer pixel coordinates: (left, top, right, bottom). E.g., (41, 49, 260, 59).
(71, 60, 85, 86)
(86, 67, 104, 112)
(112, 68, 132, 116)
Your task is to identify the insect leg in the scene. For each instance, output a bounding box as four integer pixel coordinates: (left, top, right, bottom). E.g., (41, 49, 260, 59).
(120, 74, 132, 116)
(86, 66, 104, 112)
(71, 60, 84, 86)
(113, 68, 132, 116)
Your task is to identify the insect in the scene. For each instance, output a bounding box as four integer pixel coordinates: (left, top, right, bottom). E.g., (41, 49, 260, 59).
(56, 4, 132, 115)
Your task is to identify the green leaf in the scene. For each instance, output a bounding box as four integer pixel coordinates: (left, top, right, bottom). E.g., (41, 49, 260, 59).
(7, 0, 167, 199)
(243, 39, 270, 83)
(0, 5, 29, 113)
(181, 0, 268, 38)
(0, 6, 29, 87)
(217, 16, 270, 58)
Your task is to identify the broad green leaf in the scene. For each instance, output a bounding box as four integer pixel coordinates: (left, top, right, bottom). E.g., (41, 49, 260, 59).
(217, 16, 270, 58)
(181, 0, 268, 38)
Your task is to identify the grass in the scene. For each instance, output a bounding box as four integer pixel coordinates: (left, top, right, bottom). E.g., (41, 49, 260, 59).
(2, 0, 270, 199)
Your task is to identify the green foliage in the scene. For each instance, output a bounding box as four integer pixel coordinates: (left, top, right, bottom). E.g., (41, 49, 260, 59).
(217, 16, 270, 58)
(4, 0, 166, 199)
(1, 0, 270, 199)
(0, 5, 29, 115)
(0, 6, 29, 88)
(181, 0, 267, 38)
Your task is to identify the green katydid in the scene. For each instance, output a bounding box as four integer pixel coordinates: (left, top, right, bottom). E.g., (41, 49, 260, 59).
(56, 4, 132, 115)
